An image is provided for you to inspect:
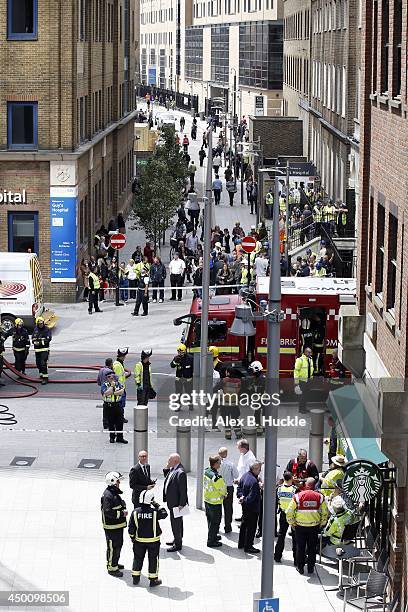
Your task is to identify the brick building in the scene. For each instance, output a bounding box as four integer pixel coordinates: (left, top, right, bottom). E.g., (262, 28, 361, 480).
(338, 0, 408, 604)
(0, 0, 137, 302)
(282, 0, 311, 154)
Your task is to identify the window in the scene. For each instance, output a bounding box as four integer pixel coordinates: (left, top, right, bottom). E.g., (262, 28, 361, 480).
(372, 1, 378, 91)
(8, 211, 38, 254)
(367, 196, 374, 285)
(387, 213, 398, 315)
(341, 66, 346, 116)
(375, 204, 385, 298)
(392, 0, 402, 97)
(380, 0, 389, 92)
(7, 102, 38, 150)
(7, 0, 37, 39)
(327, 64, 331, 108)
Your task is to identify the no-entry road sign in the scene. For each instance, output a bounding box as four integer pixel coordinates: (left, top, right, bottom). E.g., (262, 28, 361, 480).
(110, 233, 126, 249)
(241, 235, 257, 254)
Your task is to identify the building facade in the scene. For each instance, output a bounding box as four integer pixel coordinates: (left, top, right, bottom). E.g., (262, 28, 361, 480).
(139, 0, 192, 91)
(0, 0, 137, 302)
(339, 0, 408, 603)
(182, 0, 284, 118)
(282, 0, 311, 154)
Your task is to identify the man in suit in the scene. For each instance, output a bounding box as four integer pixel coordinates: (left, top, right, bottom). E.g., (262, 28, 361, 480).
(129, 450, 156, 507)
(163, 453, 188, 552)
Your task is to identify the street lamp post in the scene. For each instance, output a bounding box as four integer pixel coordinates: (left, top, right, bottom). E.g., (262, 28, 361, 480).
(196, 126, 213, 510)
(260, 173, 282, 599)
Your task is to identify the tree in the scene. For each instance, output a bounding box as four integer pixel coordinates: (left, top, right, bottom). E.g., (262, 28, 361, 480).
(131, 125, 189, 251)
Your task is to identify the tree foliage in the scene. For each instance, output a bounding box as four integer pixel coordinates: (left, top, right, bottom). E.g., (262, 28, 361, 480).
(131, 126, 189, 249)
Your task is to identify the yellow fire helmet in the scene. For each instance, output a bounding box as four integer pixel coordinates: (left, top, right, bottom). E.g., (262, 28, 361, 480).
(177, 343, 187, 352)
(208, 346, 220, 358)
(36, 316, 45, 324)
(14, 318, 24, 326)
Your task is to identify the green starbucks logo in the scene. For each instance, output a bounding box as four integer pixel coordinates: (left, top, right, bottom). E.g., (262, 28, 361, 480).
(342, 460, 383, 504)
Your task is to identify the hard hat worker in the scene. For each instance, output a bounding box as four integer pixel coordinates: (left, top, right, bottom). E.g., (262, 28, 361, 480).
(128, 489, 168, 587)
(293, 346, 314, 413)
(113, 348, 129, 423)
(12, 318, 30, 375)
(101, 371, 128, 444)
(32, 316, 52, 385)
(101, 472, 128, 577)
(170, 343, 194, 405)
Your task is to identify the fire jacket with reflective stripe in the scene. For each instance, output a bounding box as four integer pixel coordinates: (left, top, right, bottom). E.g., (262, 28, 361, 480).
(286, 489, 329, 528)
(322, 509, 353, 544)
(170, 353, 194, 380)
(101, 486, 127, 530)
(320, 468, 345, 497)
(12, 327, 30, 351)
(32, 325, 52, 352)
(113, 360, 126, 387)
(277, 483, 296, 512)
(203, 468, 227, 505)
(128, 504, 168, 542)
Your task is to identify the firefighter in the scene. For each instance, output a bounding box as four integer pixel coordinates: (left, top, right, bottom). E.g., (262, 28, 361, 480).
(320, 455, 347, 497)
(12, 318, 30, 374)
(311, 315, 325, 375)
(274, 471, 297, 564)
(88, 267, 102, 314)
(286, 477, 329, 575)
(321, 496, 353, 547)
(293, 346, 314, 413)
(170, 343, 194, 402)
(299, 318, 314, 354)
(32, 317, 52, 385)
(328, 348, 346, 386)
(101, 471, 127, 577)
(128, 489, 168, 586)
(247, 361, 266, 435)
(113, 347, 128, 422)
(134, 349, 156, 405)
(208, 345, 225, 377)
(0, 326, 7, 386)
(101, 371, 128, 443)
(220, 366, 242, 439)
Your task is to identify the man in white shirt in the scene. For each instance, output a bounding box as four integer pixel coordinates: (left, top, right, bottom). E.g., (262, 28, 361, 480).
(169, 253, 186, 301)
(218, 447, 239, 533)
(253, 252, 269, 277)
(236, 439, 256, 478)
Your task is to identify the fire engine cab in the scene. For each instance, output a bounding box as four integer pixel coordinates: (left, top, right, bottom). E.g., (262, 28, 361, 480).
(174, 277, 356, 376)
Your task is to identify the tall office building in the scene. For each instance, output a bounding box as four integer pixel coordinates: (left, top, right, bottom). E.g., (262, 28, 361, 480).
(182, 0, 284, 118)
(0, 1, 137, 301)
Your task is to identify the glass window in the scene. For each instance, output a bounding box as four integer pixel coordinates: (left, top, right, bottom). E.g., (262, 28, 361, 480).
(387, 213, 398, 315)
(375, 204, 385, 298)
(8, 212, 38, 254)
(7, 102, 38, 150)
(185, 27, 203, 80)
(211, 25, 229, 84)
(7, 0, 37, 39)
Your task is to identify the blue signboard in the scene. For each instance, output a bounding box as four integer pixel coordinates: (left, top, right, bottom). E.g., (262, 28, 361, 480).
(50, 186, 77, 282)
(148, 67, 157, 85)
(257, 598, 279, 612)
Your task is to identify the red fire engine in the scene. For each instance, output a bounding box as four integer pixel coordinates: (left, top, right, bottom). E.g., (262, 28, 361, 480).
(174, 277, 356, 376)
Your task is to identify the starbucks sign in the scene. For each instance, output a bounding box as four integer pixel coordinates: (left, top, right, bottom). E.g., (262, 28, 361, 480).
(342, 459, 383, 504)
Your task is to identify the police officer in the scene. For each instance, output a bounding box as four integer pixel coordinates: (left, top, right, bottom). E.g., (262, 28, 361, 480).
(336, 200, 348, 237)
(286, 477, 328, 575)
(88, 268, 102, 314)
(101, 371, 128, 443)
(132, 265, 150, 317)
(113, 348, 128, 422)
(274, 471, 297, 564)
(12, 318, 30, 374)
(128, 489, 168, 586)
(32, 317, 52, 385)
(293, 347, 314, 413)
(170, 343, 194, 402)
(321, 496, 353, 547)
(204, 455, 227, 548)
(101, 472, 127, 577)
(134, 349, 156, 405)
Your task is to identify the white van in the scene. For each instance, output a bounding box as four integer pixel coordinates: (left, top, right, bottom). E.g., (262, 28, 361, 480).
(0, 253, 48, 332)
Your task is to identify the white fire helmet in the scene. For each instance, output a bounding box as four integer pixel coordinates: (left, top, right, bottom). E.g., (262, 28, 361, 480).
(249, 361, 263, 373)
(105, 471, 124, 486)
(139, 489, 155, 505)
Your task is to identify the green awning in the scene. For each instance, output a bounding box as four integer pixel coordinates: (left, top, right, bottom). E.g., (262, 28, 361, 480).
(327, 384, 389, 465)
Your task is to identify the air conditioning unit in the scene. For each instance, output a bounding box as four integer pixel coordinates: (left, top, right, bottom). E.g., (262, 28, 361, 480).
(366, 312, 377, 344)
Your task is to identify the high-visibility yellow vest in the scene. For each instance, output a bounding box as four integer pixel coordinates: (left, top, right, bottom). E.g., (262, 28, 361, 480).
(89, 272, 100, 289)
(286, 490, 329, 528)
(293, 354, 314, 384)
(279, 197, 286, 213)
(203, 468, 227, 505)
(265, 192, 274, 205)
(324, 205, 337, 221)
(113, 360, 126, 387)
(320, 468, 345, 497)
(322, 509, 353, 544)
(134, 361, 152, 388)
(277, 483, 296, 512)
(313, 205, 322, 222)
(134, 262, 151, 279)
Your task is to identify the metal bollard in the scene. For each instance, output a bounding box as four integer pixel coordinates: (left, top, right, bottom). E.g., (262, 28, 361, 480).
(242, 426, 257, 457)
(133, 405, 148, 464)
(309, 408, 325, 472)
(176, 426, 191, 473)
